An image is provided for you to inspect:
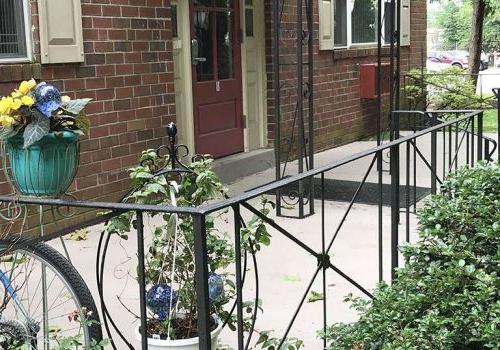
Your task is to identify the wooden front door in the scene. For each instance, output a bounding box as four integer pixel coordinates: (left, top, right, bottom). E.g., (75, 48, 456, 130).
(190, 0, 244, 158)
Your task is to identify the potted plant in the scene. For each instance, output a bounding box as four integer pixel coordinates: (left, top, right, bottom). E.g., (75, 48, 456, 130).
(0, 79, 91, 197)
(104, 146, 277, 350)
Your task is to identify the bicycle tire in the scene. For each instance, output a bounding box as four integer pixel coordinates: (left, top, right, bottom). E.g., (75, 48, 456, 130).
(0, 237, 103, 347)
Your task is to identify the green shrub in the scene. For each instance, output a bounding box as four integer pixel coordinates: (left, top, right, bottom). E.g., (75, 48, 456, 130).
(403, 67, 492, 111)
(324, 163, 500, 349)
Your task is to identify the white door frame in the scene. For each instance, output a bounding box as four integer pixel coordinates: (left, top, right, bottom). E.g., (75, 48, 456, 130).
(172, 0, 267, 155)
(241, 0, 267, 151)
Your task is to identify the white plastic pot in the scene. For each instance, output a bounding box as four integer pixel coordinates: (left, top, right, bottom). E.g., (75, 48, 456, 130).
(135, 319, 223, 350)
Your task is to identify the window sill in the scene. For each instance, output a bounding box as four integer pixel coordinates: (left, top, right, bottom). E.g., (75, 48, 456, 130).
(0, 63, 42, 83)
(332, 46, 392, 60)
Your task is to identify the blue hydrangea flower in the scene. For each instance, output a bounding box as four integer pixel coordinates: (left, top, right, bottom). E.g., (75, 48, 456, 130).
(146, 284, 177, 321)
(208, 272, 223, 302)
(34, 82, 61, 117)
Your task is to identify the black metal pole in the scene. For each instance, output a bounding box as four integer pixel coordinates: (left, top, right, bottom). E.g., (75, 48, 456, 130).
(321, 173, 327, 349)
(390, 112, 400, 280)
(377, 0, 383, 282)
(232, 205, 244, 350)
(493, 88, 500, 160)
(297, 0, 305, 218)
(430, 113, 438, 194)
(307, 0, 315, 215)
(273, 0, 282, 216)
(477, 111, 484, 161)
(136, 211, 148, 350)
(193, 214, 212, 350)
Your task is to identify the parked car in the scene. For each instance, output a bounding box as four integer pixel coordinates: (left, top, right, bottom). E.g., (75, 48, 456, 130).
(427, 50, 489, 71)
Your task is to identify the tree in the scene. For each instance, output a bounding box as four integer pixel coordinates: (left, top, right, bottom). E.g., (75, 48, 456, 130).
(468, 0, 487, 82)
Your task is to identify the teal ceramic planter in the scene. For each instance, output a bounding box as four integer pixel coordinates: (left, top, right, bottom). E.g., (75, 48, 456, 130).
(7, 131, 80, 197)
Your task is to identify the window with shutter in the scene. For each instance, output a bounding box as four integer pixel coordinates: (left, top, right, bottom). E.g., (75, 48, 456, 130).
(0, 0, 31, 62)
(38, 0, 84, 64)
(319, 0, 334, 50)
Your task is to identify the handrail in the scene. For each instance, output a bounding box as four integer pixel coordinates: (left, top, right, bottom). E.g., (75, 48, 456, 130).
(392, 110, 498, 159)
(0, 110, 485, 216)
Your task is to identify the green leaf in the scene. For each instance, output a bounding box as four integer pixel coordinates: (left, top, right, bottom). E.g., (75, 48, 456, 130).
(61, 98, 92, 115)
(307, 290, 325, 303)
(0, 125, 19, 140)
(23, 112, 50, 148)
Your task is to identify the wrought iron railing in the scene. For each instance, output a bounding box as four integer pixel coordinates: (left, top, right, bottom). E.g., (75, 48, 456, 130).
(0, 110, 495, 349)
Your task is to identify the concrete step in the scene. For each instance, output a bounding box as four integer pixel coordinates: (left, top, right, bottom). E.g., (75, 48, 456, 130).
(213, 148, 275, 184)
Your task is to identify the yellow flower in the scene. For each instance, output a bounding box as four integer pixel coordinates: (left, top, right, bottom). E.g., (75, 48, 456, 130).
(0, 97, 14, 115)
(4, 117, 15, 127)
(0, 115, 17, 127)
(18, 79, 36, 95)
(11, 91, 22, 98)
(21, 95, 35, 107)
(61, 95, 71, 103)
(12, 99, 22, 111)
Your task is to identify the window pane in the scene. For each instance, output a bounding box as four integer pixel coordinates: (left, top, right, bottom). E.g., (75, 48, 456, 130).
(171, 4, 178, 38)
(245, 8, 254, 37)
(194, 11, 214, 81)
(334, 0, 347, 47)
(351, 0, 377, 44)
(217, 11, 234, 80)
(383, 1, 393, 45)
(0, 0, 26, 58)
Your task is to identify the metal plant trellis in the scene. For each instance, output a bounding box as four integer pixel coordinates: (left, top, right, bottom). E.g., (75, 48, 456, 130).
(273, 0, 404, 218)
(273, 0, 315, 219)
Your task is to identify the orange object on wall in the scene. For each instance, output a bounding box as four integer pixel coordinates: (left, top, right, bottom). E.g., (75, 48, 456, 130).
(359, 63, 391, 99)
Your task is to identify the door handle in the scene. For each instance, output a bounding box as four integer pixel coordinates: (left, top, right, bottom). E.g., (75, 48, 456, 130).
(191, 39, 207, 65)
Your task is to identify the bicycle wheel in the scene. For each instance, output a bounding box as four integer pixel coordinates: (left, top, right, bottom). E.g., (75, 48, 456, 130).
(0, 237, 102, 349)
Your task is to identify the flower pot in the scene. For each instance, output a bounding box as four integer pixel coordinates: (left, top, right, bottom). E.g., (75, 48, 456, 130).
(134, 318, 223, 350)
(6, 131, 80, 197)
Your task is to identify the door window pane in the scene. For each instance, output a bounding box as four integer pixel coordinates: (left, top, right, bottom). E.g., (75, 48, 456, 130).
(193, 0, 213, 6)
(351, 0, 377, 44)
(334, 0, 347, 47)
(215, 0, 233, 7)
(217, 11, 234, 80)
(194, 11, 214, 81)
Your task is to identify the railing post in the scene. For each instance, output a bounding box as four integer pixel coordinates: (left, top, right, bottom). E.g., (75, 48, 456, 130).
(193, 214, 212, 350)
(136, 211, 148, 350)
(429, 112, 438, 194)
(390, 112, 400, 280)
(493, 88, 500, 160)
(232, 204, 244, 350)
(477, 111, 483, 162)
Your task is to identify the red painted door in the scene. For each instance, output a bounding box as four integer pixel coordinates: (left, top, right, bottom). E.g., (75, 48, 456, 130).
(190, 0, 244, 158)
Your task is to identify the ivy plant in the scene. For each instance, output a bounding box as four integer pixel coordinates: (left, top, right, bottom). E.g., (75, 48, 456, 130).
(104, 150, 302, 347)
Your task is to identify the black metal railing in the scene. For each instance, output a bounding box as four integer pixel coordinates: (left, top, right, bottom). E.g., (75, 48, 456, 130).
(0, 110, 496, 349)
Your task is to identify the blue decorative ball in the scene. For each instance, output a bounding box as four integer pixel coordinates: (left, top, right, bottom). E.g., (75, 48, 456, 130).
(34, 83, 61, 117)
(208, 272, 223, 302)
(146, 284, 177, 321)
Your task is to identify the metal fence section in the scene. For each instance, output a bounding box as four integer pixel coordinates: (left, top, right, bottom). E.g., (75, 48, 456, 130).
(0, 110, 496, 350)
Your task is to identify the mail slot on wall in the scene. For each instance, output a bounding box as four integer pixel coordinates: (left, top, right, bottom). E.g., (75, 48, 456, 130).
(359, 63, 391, 99)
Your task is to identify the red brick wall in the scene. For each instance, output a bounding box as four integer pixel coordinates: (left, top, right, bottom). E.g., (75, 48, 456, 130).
(0, 0, 176, 203)
(264, 0, 427, 154)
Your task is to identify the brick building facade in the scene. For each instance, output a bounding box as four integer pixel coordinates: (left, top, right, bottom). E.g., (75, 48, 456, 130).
(0, 0, 426, 204)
